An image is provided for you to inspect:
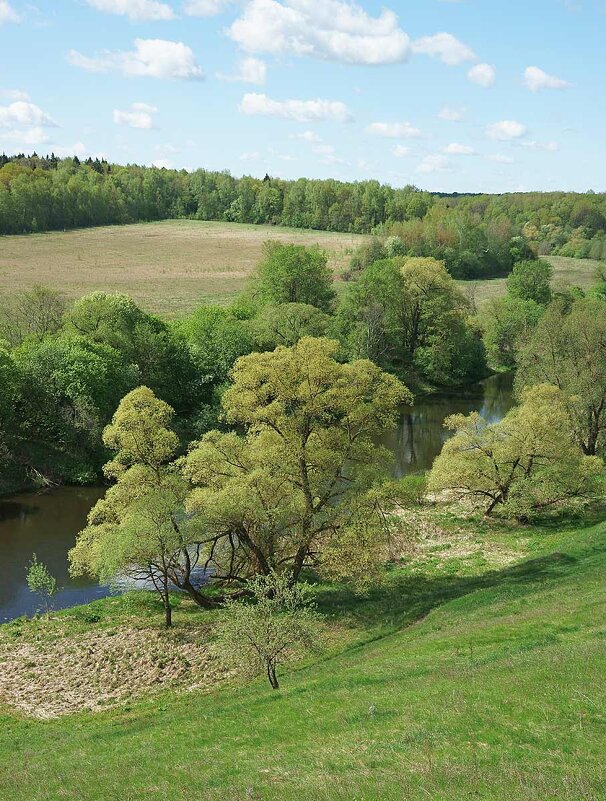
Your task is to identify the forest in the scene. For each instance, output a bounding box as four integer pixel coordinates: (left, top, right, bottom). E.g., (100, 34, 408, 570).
(2, 153, 606, 278)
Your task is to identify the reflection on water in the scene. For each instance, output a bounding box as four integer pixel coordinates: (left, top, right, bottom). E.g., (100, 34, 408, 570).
(0, 373, 514, 621)
(384, 372, 514, 478)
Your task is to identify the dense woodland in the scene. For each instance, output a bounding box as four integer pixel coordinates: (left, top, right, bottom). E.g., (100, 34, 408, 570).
(2, 153, 606, 278)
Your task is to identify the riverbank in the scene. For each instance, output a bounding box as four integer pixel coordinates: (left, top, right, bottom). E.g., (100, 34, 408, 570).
(1, 513, 605, 800)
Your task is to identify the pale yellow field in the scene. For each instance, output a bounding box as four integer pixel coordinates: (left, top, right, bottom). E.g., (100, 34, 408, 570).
(0, 220, 365, 317)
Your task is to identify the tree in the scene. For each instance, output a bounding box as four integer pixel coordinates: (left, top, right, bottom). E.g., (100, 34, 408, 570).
(479, 295, 543, 370)
(515, 296, 606, 455)
(248, 302, 330, 350)
(0, 285, 67, 347)
(27, 555, 58, 616)
(212, 572, 321, 690)
(428, 384, 604, 519)
(252, 242, 336, 312)
(506, 260, 553, 305)
(69, 387, 213, 627)
(183, 337, 411, 587)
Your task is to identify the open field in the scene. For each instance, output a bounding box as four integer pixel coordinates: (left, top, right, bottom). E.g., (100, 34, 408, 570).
(1, 514, 605, 800)
(0, 221, 365, 317)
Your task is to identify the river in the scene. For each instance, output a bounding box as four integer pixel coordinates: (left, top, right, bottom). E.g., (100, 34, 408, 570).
(0, 373, 514, 621)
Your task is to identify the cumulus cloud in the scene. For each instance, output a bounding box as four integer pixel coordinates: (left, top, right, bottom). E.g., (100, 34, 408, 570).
(227, 0, 412, 65)
(523, 66, 571, 92)
(0, 89, 30, 102)
(184, 0, 232, 14)
(486, 120, 527, 141)
(392, 144, 411, 157)
(217, 57, 266, 85)
(367, 121, 421, 139)
(239, 92, 352, 122)
(291, 130, 321, 142)
(412, 32, 475, 65)
(68, 39, 203, 81)
(443, 142, 475, 155)
(487, 154, 514, 164)
(113, 102, 158, 129)
(0, 101, 57, 128)
(438, 105, 465, 121)
(240, 151, 261, 161)
(0, 1, 19, 24)
(152, 158, 172, 168)
(468, 62, 495, 87)
(0, 126, 51, 146)
(85, 0, 175, 20)
(417, 154, 452, 174)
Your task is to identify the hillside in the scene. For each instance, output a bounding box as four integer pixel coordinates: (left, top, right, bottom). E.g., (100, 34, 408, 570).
(1, 517, 604, 801)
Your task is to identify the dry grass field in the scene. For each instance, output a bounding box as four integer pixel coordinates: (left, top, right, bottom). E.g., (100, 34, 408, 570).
(0, 220, 365, 317)
(0, 220, 600, 317)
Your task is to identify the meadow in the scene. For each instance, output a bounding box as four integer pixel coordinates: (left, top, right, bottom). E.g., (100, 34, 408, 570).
(1, 514, 605, 800)
(1, 220, 599, 317)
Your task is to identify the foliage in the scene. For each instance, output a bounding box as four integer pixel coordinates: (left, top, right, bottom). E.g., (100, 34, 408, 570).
(0, 285, 67, 347)
(247, 302, 331, 350)
(26, 554, 58, 615)
(429, 384, 605, 519)
(515, 295, 606, 455)
(183, 337, 411, 587)
(479, 295, 543, 370)
(251, 242, 336, 312)
(506, 259, 553, 304)
(212, 572, 322, 689)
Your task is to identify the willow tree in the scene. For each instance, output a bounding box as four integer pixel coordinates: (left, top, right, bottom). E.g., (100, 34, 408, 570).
(429, 384, 604, 520)
(183, 337, 411, 588)
(69, 386, 212, 627)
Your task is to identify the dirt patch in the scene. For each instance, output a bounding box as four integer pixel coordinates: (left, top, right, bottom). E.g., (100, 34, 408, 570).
(0, 625, 223, 719)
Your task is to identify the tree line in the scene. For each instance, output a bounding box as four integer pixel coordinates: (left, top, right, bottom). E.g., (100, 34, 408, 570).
(1, 153, 605, 276)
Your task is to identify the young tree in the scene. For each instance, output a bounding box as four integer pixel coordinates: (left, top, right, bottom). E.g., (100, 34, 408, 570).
(506, 260, 553, 305)
(183, 337, 411, 587)
(252, 242, 336, 312)
(428, 384, 604, 519)
(479, 295, 543, 370)
(26, 555, 58, 616)
(515, 296, 606, 455)
(0, 285, 67, 347)
(212, 572, 321, 690)
(69, 387, 213, 627)
(248, 302, 330, 350)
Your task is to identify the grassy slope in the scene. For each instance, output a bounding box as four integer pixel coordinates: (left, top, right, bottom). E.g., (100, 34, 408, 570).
(1, 518, 605, 801)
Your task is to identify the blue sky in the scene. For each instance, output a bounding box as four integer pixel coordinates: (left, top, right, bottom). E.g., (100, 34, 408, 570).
(0, 0, 604, 192)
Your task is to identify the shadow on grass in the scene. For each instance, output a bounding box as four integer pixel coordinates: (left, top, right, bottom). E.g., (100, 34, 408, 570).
(315, 544, 601, 636)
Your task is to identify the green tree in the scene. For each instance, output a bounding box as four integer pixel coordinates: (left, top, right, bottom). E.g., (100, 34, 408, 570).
(212, 572, 321, 690)
(506, 260, 553, 305)
(26, 554, 58, 616)
(479, 295, 543, 370)
(428, 384, 604, 519)
(0, 285, 67, 347)
(183, 337, 411, 587)
(252, 242, 336, 312)
(248, 302, 330, 350)
(515, 296, 606, 455)
(70, 387, 213, 627)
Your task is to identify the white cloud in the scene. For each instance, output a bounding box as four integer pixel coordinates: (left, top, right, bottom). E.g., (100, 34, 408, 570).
(468, 62, 495, 87)
(523, 66, 571, 92)
(152, 158, 172, 168)
(487, 154, 514, 164)
(184, 0, 232, 14)
(0, 126, 51, 146)
(367, 121, 421, 139)
(417, 154, 452, 174)
(228, 0, 411, 66)
(412, 32, 475, 65)
(292, 130, 321, 142)
(0, 101, 57, 128)
(521, 140, 559, 152)
(240, 151, 261, 161)
(486, 120, 527, 141)
(438, 105, 465, 121)
(68, 39, 203, 81)
(85, 0, 175, 20)
(312, 143, 334, 156)
(443, 142, 475, 155)
(113, 102, 158, 129)
(217, 57, 266, 85)
(0, 1, 20, 24)
(239, 92, 352, 122)
(53, 143, 90, 158)
(392, 144, 411, 157)
(0, 89, 30, 102)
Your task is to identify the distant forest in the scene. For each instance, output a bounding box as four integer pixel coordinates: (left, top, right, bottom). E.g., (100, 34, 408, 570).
(1, 152, 606, 279)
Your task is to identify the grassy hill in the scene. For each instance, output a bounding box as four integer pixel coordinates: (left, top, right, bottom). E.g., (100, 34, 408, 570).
(1, 220, 600, 317)
(1, 515, 605, 801)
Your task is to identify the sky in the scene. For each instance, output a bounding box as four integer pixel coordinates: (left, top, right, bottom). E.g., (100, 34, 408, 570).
(0, 0, 604, 193)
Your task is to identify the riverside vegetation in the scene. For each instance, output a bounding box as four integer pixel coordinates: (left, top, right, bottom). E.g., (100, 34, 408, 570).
(1, 197, 606, 798)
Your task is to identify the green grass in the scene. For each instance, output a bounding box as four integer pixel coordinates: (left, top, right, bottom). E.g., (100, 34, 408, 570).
(1, 515, 605, 800)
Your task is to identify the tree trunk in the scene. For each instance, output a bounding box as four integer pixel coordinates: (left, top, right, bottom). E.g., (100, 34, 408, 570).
(179, 578, 217, 609)
(164, 600, 172, 628)
(267, 662, 279, 690)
